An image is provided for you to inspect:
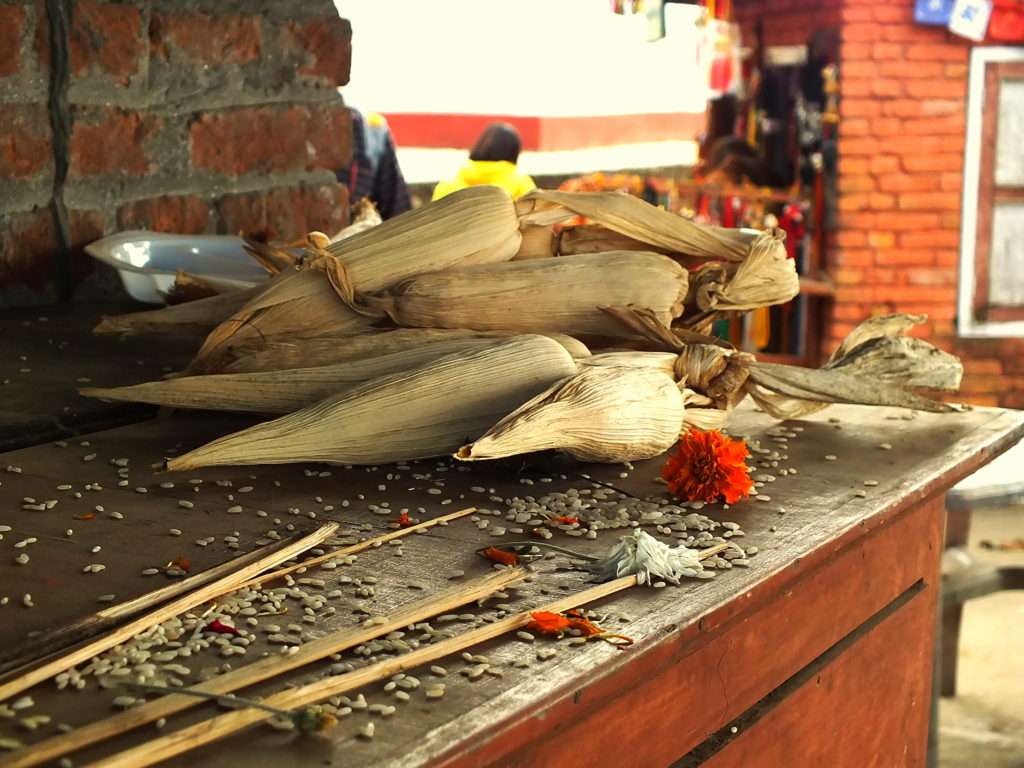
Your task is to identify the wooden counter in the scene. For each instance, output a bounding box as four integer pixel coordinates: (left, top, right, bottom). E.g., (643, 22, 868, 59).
(0, 399, 1019, 767)
(0, 304, 194, 451)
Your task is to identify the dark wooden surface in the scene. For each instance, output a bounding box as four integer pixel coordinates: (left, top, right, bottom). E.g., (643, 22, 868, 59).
(0, 304, 196, 451)
(0, 402, 1020, 767)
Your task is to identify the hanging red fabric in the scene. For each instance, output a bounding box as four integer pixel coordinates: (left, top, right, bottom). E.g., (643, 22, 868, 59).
(990, 0, 1024, 41)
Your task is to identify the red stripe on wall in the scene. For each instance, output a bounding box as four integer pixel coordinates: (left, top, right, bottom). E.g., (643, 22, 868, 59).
(383, 112, 705, 152)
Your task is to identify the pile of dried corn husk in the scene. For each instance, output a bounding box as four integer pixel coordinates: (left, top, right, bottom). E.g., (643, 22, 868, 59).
(87, 185, 963, 469)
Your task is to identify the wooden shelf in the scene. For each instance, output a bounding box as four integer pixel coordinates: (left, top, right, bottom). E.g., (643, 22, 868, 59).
(799, 273, 835, 297)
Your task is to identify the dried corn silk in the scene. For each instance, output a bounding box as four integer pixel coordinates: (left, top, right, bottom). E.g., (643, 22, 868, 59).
(516, 189, 754, 261)
(362, 251, 688, 338)
(167, 335, 578, 470)
(221, 328, 590, 374)
(94, 283, 263, 335)
(82, 339, 541, 414)
(458, 365, 685, 463)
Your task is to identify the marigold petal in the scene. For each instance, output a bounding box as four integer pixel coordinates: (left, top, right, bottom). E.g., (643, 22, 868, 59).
(527, 611, 572, 635)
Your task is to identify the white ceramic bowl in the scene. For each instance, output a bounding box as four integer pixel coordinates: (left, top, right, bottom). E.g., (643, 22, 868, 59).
(84, 231, 270, 304)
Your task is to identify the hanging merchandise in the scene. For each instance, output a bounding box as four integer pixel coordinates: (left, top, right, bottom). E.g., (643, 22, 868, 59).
(698, 8, 742, 98)
(914, 0, 956, 24)
(949, 0, 993, 40)
(989, 0, 1024, 41)
(778, 204, 805, 261)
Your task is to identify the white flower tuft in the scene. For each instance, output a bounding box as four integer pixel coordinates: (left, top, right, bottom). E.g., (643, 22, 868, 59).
(585, 529, 704, 585)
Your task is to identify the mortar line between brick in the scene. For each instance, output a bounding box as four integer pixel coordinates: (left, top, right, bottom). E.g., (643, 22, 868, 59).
(44, 0, 73, 302)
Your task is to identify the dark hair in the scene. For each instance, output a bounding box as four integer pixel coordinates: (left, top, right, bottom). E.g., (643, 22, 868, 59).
(470, 123, 522, 163)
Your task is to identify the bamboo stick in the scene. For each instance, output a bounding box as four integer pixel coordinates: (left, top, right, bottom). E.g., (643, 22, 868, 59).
(7, 567, 525, 768)
(0, 523, 338, 704)
(0, 543, 299, 678)
(92, 574, 640, 768)
(237, 506, 478, 590)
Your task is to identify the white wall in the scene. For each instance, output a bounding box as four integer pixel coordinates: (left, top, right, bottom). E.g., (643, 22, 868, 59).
(337, 0, 706, 117)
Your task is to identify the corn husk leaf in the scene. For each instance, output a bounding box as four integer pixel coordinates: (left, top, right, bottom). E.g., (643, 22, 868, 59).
(685, 229, 798, 314)
(94, 284, 264, 336)
(81, 339, 519, 414)
(362, 251, 688, 339)
(516, 189, 754, 261)
(600, 305, 733, 350)
(190, 186, 521, 373)
(188, 264, 377, 374)
(578, 351, 678, 376)
(746, 314, 963, 416)
(456, 365, 685, 463)
(166, 335, 579, 470)
(241, 199, 386, 275)
(556, 223, 672, 257)
(220, 328, 590, 374)
(325, 185, 520, 286)
(163, 271, 240, 305)
(513, 224, 555, 260)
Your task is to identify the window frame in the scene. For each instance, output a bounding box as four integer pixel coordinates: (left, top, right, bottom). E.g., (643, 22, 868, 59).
(958, 46, 1024, 338)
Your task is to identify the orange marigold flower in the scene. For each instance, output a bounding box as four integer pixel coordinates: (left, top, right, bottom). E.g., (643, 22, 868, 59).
(480, 546, 519, 566)
(661, 429, 753, 504)
(527, 611, 573, 636)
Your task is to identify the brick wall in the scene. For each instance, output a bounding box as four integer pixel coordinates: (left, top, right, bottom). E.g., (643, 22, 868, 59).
(734, 0, 842, 50)
(0, 0, 352, 304)
(832, 0, 1024, 409)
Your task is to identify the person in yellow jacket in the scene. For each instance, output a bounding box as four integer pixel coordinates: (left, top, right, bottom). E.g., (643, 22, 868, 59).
(432, 123, 536, 201)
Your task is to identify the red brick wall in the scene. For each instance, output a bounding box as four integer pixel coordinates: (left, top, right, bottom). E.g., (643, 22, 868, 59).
(0, 0, 352, 304)
(832, 0, 1024, 409)
(734, 0, 842, 50)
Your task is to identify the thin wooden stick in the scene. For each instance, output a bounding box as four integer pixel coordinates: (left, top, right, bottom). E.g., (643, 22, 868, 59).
(0, 523, 338, 704)
(0, 544, 291, 678)
(238, 506, 478, 590)
(8, 567, 525, 768)
(92, 573, 639, 768)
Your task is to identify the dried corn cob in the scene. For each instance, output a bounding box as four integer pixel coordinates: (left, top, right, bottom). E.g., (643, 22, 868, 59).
(189, 186, 521, 373)
(93, 284, 264, 335)
(166, 335, 578, 470)
(362, 251, 688, 339)
(325, 185, 520, 286)
(81, 340, 524, 414)
(556, 224, 671, 257)
(457, 365, 685, 463)
(188, 265, 377, 373)
(516, 189, 754, 261)
(219, 328, 590, 374)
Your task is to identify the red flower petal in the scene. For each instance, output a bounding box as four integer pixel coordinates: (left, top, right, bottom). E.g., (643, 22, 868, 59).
(205, 619, 241, 636)
(660, 429, 753, 504)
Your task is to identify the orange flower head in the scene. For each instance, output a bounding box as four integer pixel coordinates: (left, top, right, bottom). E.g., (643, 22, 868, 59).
(480, 546, 519, 566)
(527, 611, 573, 636)
(661, 429, 753, 504)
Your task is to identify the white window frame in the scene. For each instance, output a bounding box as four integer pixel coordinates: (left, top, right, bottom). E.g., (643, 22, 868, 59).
(958, 46, 1024, 338)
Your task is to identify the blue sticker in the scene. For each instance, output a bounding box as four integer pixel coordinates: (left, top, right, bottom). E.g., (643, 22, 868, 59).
(915, 0, 955, 24)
